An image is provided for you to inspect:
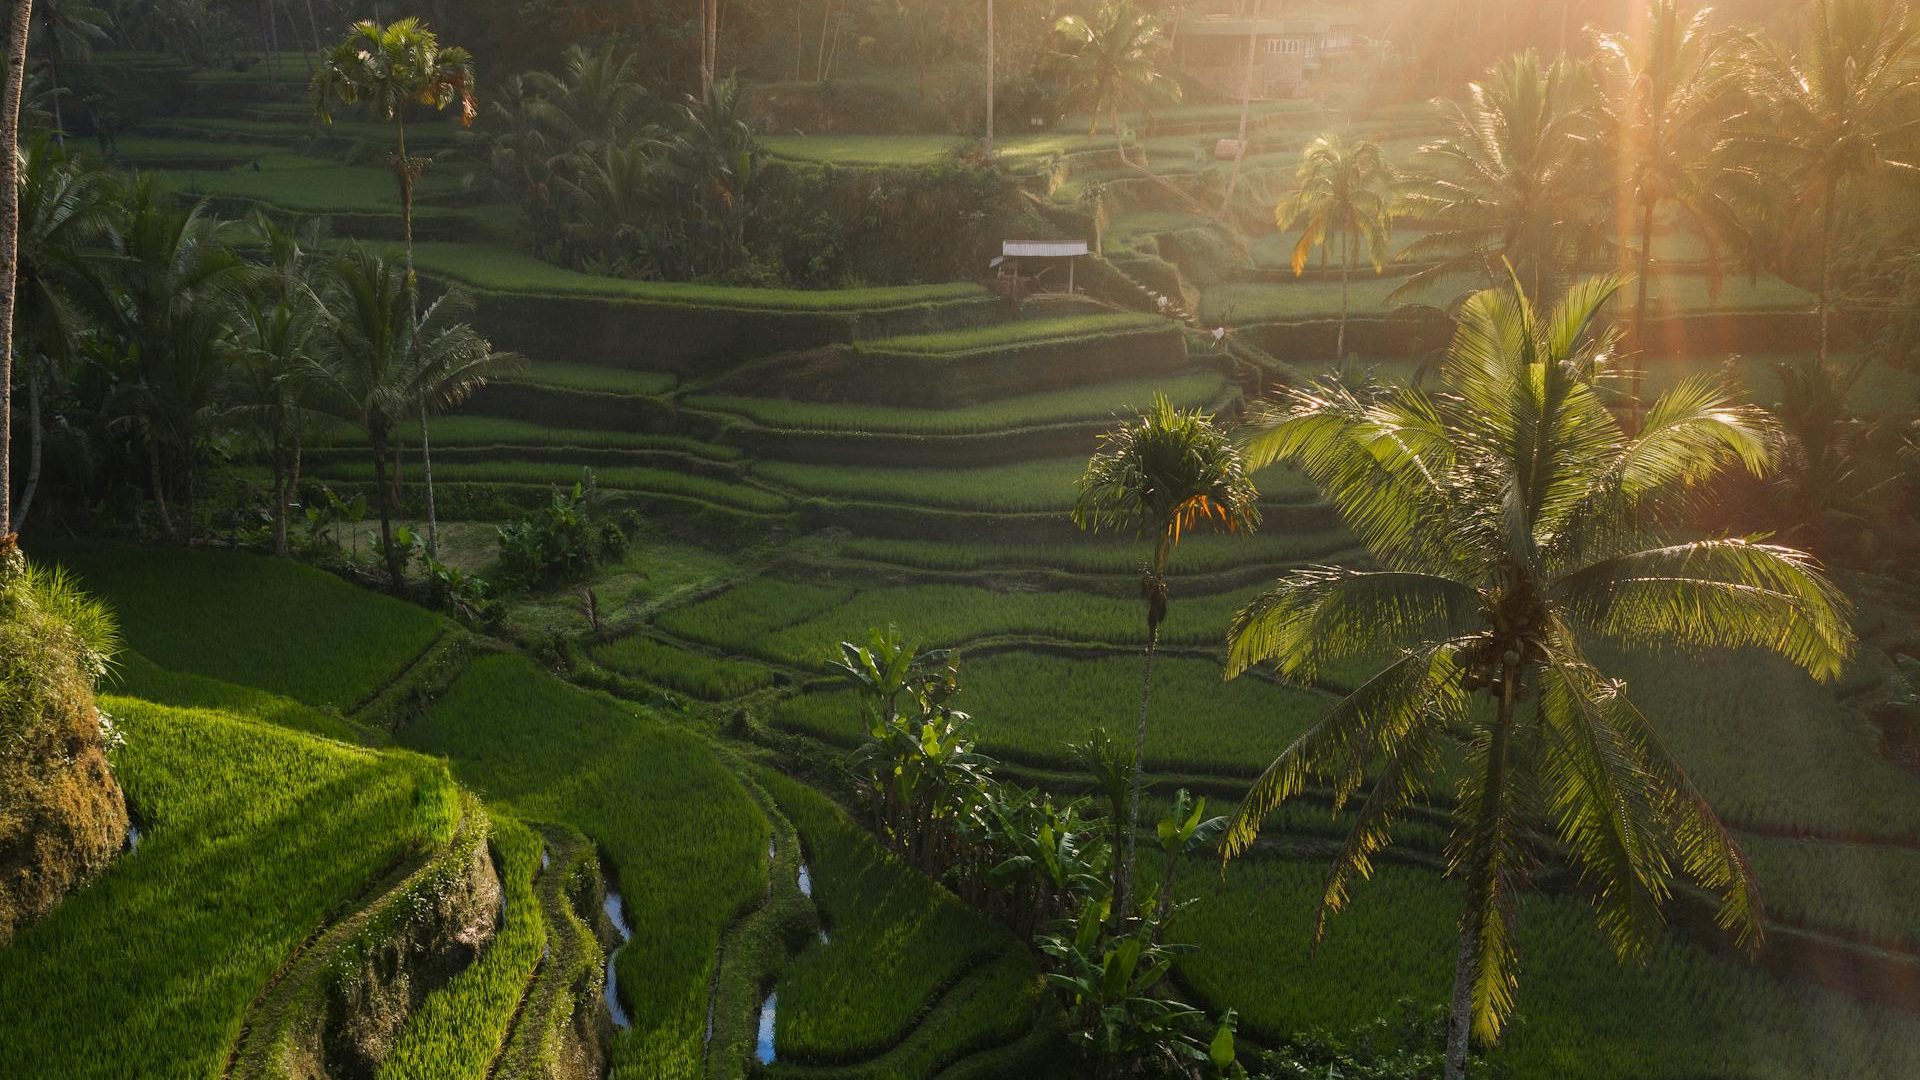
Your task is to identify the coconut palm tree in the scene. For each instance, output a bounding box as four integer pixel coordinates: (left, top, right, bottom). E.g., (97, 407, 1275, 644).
(10, 137, 113, 533)
(31, 0, 110, 146)
(232, 283, 322, 558)
(1277, 135, 1395, 364)
(1222, 273, 1855, 1080)
(1394, 50, 1607, 304)
(1053, 0, 1179, 154)
(1074, 394, 1260, 925)
(1735, 0, 1920, 369)
(311, 17, 477, 275)
(309, 247, 421, 586)
(1594, 1, 1752, 423)
(405, 287, 515, 558)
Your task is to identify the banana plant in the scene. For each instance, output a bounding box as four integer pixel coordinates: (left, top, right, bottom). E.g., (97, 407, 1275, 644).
(1148, 788, 1227, 940)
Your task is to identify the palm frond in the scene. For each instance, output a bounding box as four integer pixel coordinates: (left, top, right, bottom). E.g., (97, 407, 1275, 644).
(1227, 566, 1479, 681)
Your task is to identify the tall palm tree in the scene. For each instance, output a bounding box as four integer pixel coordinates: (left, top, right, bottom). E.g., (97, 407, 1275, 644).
(1074, 393, 1260, 926)
(525, 42, 647, 152)
(405, 287, 515, 557)
(1223, 273, 1854, 1080)
(1277, 135, 1395, 363)
(1594, 1, 1750, 423)
(1053, 0, 1179, 154)
(1735, 0, 1920, 369)
(310, 247, 418, 586)
(10, 137, 112, 533)
(1, 0, 35, 536)
(1394, 50, 1607, 303)
(31, 0, 110, 146)
(311, 17, 477, 275)
(664, 77, 761, 279)
(232, 284, 321, 558)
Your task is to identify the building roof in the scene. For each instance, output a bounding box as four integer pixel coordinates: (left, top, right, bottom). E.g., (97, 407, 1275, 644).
(1003, 240, 1090, 258)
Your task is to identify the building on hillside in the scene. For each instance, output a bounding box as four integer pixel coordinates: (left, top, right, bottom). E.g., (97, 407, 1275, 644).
(1171, 0, 1369, 101)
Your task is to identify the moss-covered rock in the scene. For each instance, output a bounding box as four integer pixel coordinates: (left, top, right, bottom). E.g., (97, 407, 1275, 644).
(0, 538, 130, 944)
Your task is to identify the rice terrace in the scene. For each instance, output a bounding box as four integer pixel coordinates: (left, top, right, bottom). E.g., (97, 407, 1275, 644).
(4, 0, 1920, 1077)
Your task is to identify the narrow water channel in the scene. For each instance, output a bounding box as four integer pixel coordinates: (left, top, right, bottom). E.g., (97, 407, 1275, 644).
(604, 890, 635, 1029)
(755, 991, 777, 1064)
(796, 862, 812, 897)
(124, 821, 142, 853)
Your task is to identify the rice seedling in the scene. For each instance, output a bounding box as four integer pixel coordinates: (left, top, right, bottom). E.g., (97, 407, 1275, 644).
(377, 814, 548, 1080)
(834, 528, 1358, 575)
(42, 540, 441, 711)
(755, 457, 1087, 512)
(775, 651, 1333, 776)
(653, 578, 854, 651)
(501, 361, 678, 396)
(588, 634, 775, 700)
(1736, 834, 1920, 950)
(0, 698, 460, 1079)
(757, 769, 1013, 1063)
(305, 460, 789, 513)
(403, 655, 770, 1079)
(358, 415, 737, 458)
(109, 650, 370, 744)
(687, 370, 1228, 435)
(1178, 855, 1920, 1080)
(858, 313, 1168, 357)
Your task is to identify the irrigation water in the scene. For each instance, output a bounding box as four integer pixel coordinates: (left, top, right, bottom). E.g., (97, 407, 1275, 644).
(755, 991, 778, 1064)
(604, 889, 635, 1029)
(797, 862, 812, 897)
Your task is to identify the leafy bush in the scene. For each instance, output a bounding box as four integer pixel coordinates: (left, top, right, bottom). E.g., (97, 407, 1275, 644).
(494, 479, 634, 588)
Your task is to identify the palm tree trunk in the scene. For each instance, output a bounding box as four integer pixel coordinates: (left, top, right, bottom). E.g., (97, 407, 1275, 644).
(421, 402, 438, 558)
(369, 422, 404, 586)
(1220, 29, 1257, 213)
(0, 0, 31, 536)
(1446, 679, 1516, 1080)
(148, 435, 177, 541)
(48, 52, 66, 149)
(270, 416, 289, 557)
(303, 0, 323, 65)
(1817, 179, 1834, 370)
(1338, 233, 1351, 362)
(983, 0, 993, 153)
(10, 366, 40, 533)
(1115, 616, 1160, 924)
(1629, 198, 1656, 427)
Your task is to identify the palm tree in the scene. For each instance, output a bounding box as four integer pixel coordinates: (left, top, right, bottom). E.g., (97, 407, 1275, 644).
(311, 17, 477, 275)
(525, 42, 647, 152)
(10, 137, 113, 533)
(310, 247, 418, 586)
(1594, 1, 1750, 422)
(1735, 0, 1920, 369)
(1394, 50, 1607, 303)
(1223, 274, 1855, 1080)
(1, 0, 36, 536)
(232, 283, 322, 558)
(1053, 0, 1179, 154)
(32, 0, 110, 145)
(97, 178, 247, 540)
(663, 77, 762, 279)
(405, 287, 516, 557)
(1074, 394, 1260, 926)
(1277, 135, 1395, 364)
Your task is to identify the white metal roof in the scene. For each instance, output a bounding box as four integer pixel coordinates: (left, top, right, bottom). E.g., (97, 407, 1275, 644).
(1003, 240, 1090, 258)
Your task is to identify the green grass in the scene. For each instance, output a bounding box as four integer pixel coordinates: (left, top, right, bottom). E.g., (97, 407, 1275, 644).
(108, 136, 284, 163)
(1178, 855, 1920, 1079)
(41, 540, 441, 712)
(107, 649, 370, 743)
(0, 697, 461, 1079)
(499, 541, 740, 643)
(688, 370, 1228, 435)
(756, 457, 1088, 512)
(763, 131, 1103, 169)
(758, 769, 1014, 1063)
(654, 577, 854, 653)
(588, 634, 775, 699)
(402, 654, 770, 1079)
(374, 415, 738, 458)
(306, 459, 789, 513)
(402, 241, 987, 310)
(377, 814, 548, 1080)
(504, 361, 678, 396)
(661, 579, 1270, 669)
(1739, 834, 1920, 950)
(1200, 270, 1813, 324)
(775, 651, 1332, 776)
(834, 528, 1358, 575)
(148, 154, 466, 214)
(859, 312, 1168, 356)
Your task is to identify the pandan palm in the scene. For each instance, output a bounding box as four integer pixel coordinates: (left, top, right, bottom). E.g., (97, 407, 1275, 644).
(1222, 273, 1855, 1080)
(1394, 50, 1606, 304)
(1594, 0, 1750, 422)
(310, 17, 476, 275)
(1074, 394, 1259, 924)
(1053, 0, 1179, 158)
(1736, 0, 1920, 370)
(1277, 134, 1394, 364)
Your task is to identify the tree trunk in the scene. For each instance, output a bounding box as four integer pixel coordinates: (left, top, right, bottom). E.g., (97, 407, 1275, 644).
(1338, 232, 1351, 362)
(421, 402, 438, 558)
(369, 422, 404, 586)
(303, 0, 323, 64)
(10, 364, 39, 533)
(47, 51, 65, 148)
(1220, 29, 1257, 213)
(983, 0, 993, 153)
(148, 435, 177, 541)
(1114, 614, 1160, 925)
(1446, 678, 1516, 1080)
(0, 0, 32, 536)
(1628, 197, 1656, 428)
(1817, 178, 1834, 370)
(815, 0, 834, 83)
(270, 416, 289, 557)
